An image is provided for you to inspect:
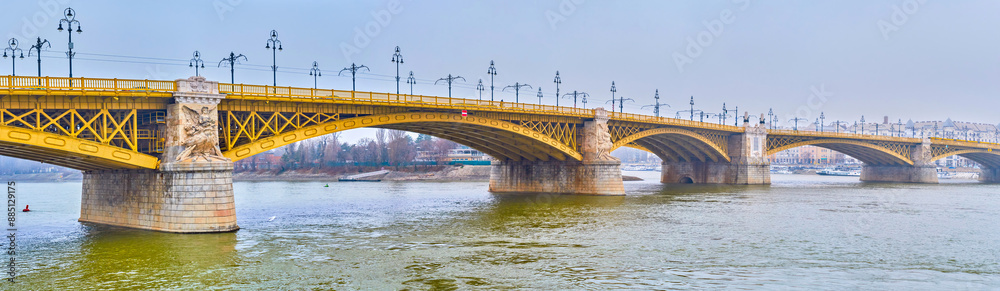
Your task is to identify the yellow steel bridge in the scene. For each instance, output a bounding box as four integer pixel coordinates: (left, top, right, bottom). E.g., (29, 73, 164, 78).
(2, 75, 998, 171)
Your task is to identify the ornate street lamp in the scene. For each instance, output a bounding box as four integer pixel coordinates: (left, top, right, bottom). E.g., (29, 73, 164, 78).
(309, 61, 322, 89)
(435, 74, 466, 98)
(3, 38, 24, 76)
(57, 7, 82, 78)
(502, 83, 532, 103)
(487, 60, 497, 101)
(339, 63, 370, 92)
(218, 52, 247, 84)
(391, 46, 403, 94)
(476, 79, 484, 101)
(27, 37, 50, 78)
(553, 71, 562, 107)
(265, 30, 283, 86)
(406, 71, 415, 95)
(188, 51, 205, 77)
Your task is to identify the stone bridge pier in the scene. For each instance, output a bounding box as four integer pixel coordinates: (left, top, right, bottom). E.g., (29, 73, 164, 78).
(79, 77, 239, 233)
(489, 109, 626, 195)
(660, 118, 771, 185)
(859, 139, 938, 183)
(981, 168, 1000, 183)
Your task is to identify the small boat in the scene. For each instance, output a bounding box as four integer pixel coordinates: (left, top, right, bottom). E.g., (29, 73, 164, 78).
(22, 205, 30, 212)
(937, 172, 954, 179)
(338, 170, 390, 182)
(817, 169, 860, 176)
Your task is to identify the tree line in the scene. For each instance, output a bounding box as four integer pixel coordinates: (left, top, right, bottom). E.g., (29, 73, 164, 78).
(235, 129, 458, 172)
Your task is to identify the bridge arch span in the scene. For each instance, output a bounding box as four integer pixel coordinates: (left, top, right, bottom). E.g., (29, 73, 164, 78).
(0, 124, 160, 170)
(766, 139, 913, 166)
(611, 128, 730, 163)
(221, 112, 583, 163)
(928, 149, 1000, 168)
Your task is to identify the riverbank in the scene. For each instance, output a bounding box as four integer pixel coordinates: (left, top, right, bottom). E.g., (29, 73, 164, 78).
(0, 172, 82, 182)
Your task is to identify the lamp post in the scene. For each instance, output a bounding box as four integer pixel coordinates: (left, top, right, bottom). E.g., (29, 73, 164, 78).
(768, 108, 774, 129)
(27, 37, 50, 78)
(218, 52, 247, 84)
(607, 96, 633, 113)
(265, 30, 282, 86)
(641, 89, 669, 118)
(3, 39, 24, 76)
(789, 117, 807, 131)
(391, 46, 404, 94)
(610, 81, 617, 113)
(406, 71, 415, 95)
(502, 83, 532, 103)
(734, 105, 739, 126)
(820, 112, 825, 132)
(339, 63, 370, 92)
(435, 74, 466, 98)
(773, 114, 779, 129)
(721, 103, 728, 125)
(553, 71, 561, 107)
(860, 116, 865, 135)
(309, 61, 321, 89)
(476, 79, 484, 101)
(562, 91, 588, 108)
(188, 51, 205, 77)
(537, 87, 544, 105)
(57, 7, 82, 79)
(487, 60, 497, 101)
(689, 96, 695, 121)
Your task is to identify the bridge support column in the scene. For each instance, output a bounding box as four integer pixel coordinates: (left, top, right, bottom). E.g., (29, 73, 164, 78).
(489, 108, 624, 195)
(859, 165, 938, 183)
(79, 76, 239, 232)
(661, 118, 770, 184)
(860, 138, 938, 183)
(981, 168, 1000, 183)
(79, 162, 238, 233)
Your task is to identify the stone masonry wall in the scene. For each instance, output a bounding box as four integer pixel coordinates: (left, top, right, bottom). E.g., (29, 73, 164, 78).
(79, 162, 238, 233)
(859, 165, 938, 183)
(489, 160, 625, 196)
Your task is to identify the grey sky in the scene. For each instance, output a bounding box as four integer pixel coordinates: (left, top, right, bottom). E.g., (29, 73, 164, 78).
(4, 0, 998, 142)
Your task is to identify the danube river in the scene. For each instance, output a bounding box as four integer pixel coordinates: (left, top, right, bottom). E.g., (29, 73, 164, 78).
(13, 172, 1000, 289)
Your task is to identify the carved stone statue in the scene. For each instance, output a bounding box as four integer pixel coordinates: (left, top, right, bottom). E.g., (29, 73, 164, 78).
(583, 108, 617, 161)
(175, 105, 227, 162)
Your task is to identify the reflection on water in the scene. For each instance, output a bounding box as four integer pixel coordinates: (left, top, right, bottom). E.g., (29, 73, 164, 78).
(14, 173, 1000, 289)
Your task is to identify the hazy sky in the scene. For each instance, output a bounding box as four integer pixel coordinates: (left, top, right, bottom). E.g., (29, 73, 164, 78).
(4, 0, 998, 142)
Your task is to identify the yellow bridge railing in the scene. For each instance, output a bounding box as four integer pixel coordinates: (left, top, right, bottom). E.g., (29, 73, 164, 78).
(1, 75, 995, 146)
(767, 129, 923, 143)
(217, 83, 596, 118)
(1, 75, 176, 91)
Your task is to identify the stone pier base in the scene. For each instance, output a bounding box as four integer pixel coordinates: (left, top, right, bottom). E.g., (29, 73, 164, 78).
(660, 161, 770, 184)
(860, 165, 938, 183)
(981, 168, 1000, 183)
(79, 162, 239, 233)
(489, 160, 625, 195)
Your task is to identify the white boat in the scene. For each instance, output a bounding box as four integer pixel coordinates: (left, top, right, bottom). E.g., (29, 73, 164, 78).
(817, 169, 860, 176)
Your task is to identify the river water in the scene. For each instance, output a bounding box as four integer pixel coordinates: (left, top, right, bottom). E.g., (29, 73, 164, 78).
(11, 172, 1000, 290)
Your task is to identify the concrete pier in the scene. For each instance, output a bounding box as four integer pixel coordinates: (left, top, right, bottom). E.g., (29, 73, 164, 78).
(79, 162, 238, 233)
(489, 160, 625, 195)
